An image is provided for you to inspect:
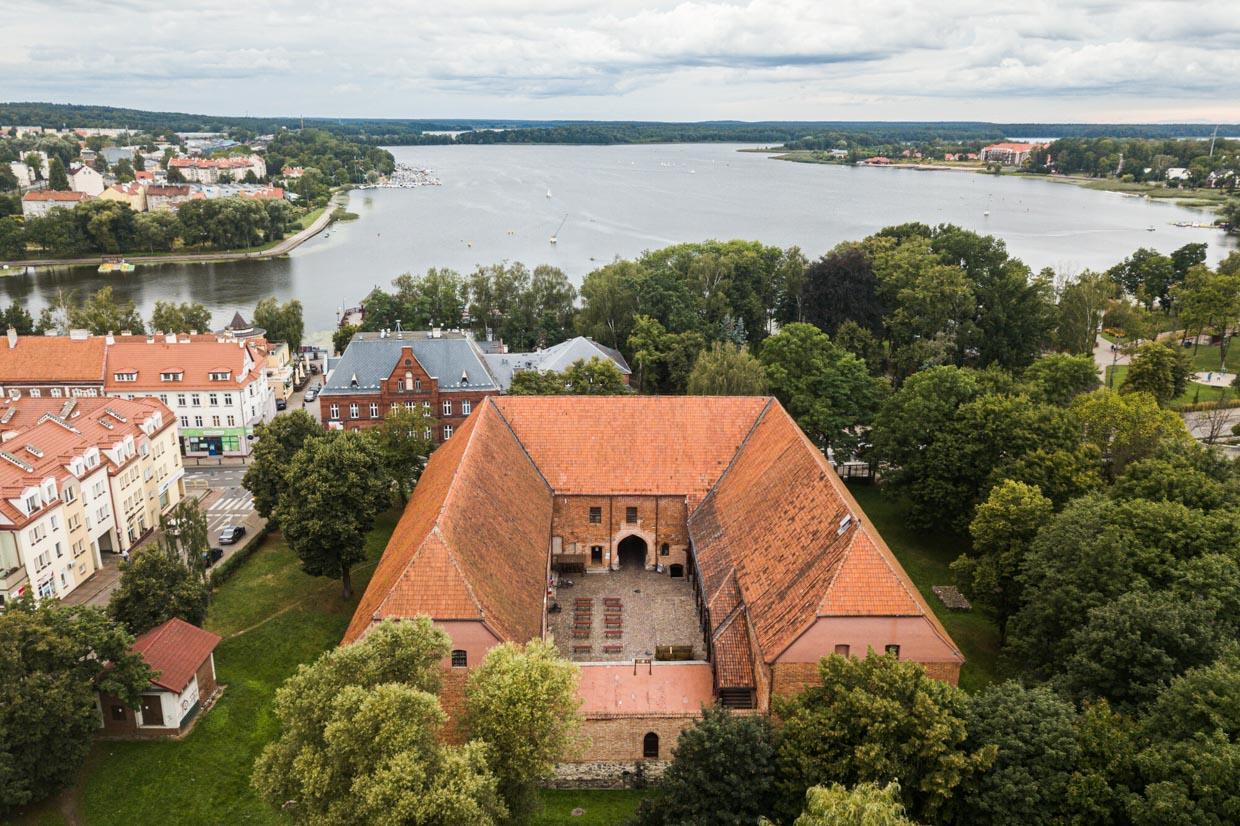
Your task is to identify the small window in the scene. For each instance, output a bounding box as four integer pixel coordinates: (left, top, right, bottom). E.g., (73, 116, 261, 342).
(442, 400, 453, 416)
(669, 563, 684, 578)
(442, 425, 453, 440)
(111, 704, 126, 721)
(660, 543, 669, 556)
(625, 507, 638, 524)
(451, 650, 467, 668)
(643, 732, 659, 759)
(349, 403, 359, 419)
(885, 644, 900, 659)
(588, 507, 602, 524)
(590, 545, 603, 564)
(834, 644, 851, 657)
(462, 400, 471, 415)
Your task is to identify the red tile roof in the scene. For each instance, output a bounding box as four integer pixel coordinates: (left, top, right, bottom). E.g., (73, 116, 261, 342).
(0, 336, 107, 383)
(131, 618, 221, 693)
(104, 335, 265, 390)
(23, 190, 89, 202)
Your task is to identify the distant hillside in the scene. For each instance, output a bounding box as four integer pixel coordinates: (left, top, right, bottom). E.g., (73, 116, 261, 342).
(1, 102, 1236, 146)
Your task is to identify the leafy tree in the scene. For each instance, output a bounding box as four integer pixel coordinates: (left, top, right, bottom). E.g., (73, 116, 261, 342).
(1070, 389, 1191, 478)
(834, 319, 885, 374)
(47, 156, 69, 190)
(627, 314, 706, 393)
(68, 285, 144, 334)
(988, 445, 1105, 509)
(1066, 699, 1141, 825)
(953, 480, 1053, 643)
(276, 430, 387, 598)
(1142, 652, 1240, 745)
(157, 497, 211, 582)
(1111, 452, 1238, 511)
(785, 782, 915, 826)
(242, 409, 323, 519)
(0, 597, 152, 813)
(1055, 270, 1116, 354)
(0, 164, 17, 192)
(1022, 352, 1100, 406)
(686, 341, 769, 395)
(1108, 248, 1177, 309)
(1172, 264, 1240, 368)
(575, 260, 642, 351)
(801, 243, 885, 337)
(253, 297, 304, 351)
(1128, 731, 1240, 826)
(1121, 342, 1192, 405)
(131, 210, 178, 253)
(108, 544, 209, 635)
(149, 300, 212, 334)
(1059, 590, 1224, 707)
(253, 619, 505, 825)
(22, 152, 44, 181)
(0, 216, 24, 260)
(165, 163, 185, 183)
(775, 653, 994, 823)
(333, 323, 359, 355)
(367, 404, 437, 503)
(464, 639, 580, 820)
(1169, 243, 1208, 285)
(760, 322, 886, 455)
(955, 682, 1080, 826)
(634, 707, 779, 826)
(0, 301, 35, 335)
(113, 157, 135, 182)
(509, 357, 630, 395)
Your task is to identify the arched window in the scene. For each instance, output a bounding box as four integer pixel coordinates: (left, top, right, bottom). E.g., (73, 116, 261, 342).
(451, 650, 467, 668)
(643, 732, 659, 759)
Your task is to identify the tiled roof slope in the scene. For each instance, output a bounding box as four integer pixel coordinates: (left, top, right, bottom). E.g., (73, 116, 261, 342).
(105, 335, 265, 390)
(343, 400, 553, 643)
(491, 395, 767, 502)
(689, 401, 960, 666)
(132, 618, 221, 693)
(0, 336, 107, 383)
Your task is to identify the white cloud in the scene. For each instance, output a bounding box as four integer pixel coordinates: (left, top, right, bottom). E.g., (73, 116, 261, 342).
(2, 0, 1238, 120)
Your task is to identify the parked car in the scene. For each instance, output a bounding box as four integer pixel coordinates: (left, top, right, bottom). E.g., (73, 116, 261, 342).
(202, 546, 224, 566)
(304, 387, 318, 402)
(218, 525, 246, 545)
(276, 398, 288, 411)
(310, 363, 320, 374)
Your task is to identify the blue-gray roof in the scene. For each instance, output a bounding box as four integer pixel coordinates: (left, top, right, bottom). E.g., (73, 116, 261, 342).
(483, 336, 631, 390)
(321, 334, 499, 396)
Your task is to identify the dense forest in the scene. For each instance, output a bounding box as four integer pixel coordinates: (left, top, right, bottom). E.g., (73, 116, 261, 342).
(3, 102, 1237, 146)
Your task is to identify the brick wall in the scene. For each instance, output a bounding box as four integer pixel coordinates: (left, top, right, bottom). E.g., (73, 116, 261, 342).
(320, 387, 493, 439)
(551, 494, 691, 574)
(438, 666, 471, 744)
(565, 715, 699, 762)
(770, 656, 962, 701)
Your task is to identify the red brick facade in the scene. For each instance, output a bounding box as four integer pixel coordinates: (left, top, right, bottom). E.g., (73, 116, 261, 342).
(769, 656, 961, 700)
(551, 494, 691, 574)
(320, 344, 494, 441)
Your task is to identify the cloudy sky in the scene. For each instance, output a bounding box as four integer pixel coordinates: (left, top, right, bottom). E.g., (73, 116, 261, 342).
(4, 0, 1239, 122)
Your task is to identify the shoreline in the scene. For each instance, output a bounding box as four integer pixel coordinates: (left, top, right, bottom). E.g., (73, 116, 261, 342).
(0, 192, 345, 272)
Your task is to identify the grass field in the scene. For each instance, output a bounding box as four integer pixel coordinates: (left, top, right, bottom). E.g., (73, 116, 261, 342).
(537, 790, 647, 825)
(1105, 364, 1231, 407)
(847, 483, 1001, 692)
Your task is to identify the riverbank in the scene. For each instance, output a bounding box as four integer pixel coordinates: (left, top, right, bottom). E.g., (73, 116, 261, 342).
(0, 194, 342, 272)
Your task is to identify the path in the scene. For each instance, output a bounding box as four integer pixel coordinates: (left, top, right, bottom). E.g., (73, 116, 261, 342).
(1092, 335, 1131, 379)
(0, 193, 342, 269)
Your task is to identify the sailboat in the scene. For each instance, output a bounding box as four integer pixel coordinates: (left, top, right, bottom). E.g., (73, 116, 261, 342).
(549, 214, 567, 245)
(546, 188, 552, 199)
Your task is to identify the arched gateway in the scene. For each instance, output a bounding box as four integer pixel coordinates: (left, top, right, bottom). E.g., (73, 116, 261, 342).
(616, 535, 648, 570)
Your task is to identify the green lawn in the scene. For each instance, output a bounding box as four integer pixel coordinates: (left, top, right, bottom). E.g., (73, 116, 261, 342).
(15, 512, 399, 826)
(1188, 343, 1239, 374)
(1105, 364, 1231, 408)
(535, 790, 647, 825)
(847, 483, 1001, 692)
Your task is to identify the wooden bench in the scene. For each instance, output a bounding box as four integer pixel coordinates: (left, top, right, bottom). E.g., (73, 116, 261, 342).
(572, 645, 592, 654)
(574, 598, 594, 606)
(604, 629, 622, 639)
(605, 617, 623, 629)
(572, 629, 591, 639)
(603, 598, 621, 607)
(602, 645, 622, 654)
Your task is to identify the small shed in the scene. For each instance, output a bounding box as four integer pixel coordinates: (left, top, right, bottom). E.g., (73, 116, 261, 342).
(98, 618, 222, 738)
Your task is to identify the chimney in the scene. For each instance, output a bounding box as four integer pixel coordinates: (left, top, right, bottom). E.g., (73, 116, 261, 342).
(165, 333, 176, 344)
(6, 327, 15, 349)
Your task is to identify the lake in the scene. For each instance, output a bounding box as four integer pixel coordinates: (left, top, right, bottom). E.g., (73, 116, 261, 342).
(2, 143, 1234, 338)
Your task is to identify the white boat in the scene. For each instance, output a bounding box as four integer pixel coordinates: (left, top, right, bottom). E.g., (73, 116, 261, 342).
(550, 214, 567, 245)
(983, 210, 990, 217)
(546, 189, 552, 199)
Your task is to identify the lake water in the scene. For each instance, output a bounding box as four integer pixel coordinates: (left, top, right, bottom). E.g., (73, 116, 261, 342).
(2, 143, 1234, 339)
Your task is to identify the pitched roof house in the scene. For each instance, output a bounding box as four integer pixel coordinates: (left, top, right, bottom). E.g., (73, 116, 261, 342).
(347, 396, 963, 765)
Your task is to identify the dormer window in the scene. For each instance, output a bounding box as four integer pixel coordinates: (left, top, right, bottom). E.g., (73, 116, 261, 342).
(25, 493, 40, 513)
(161, 371, 184, 382)
(114, 371, 137, 382)
(208, 371, 230, 381)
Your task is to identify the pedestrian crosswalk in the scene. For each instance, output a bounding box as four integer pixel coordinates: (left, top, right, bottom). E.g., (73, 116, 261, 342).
(209, 494, 253, 513)
(206, 492, 254, 534)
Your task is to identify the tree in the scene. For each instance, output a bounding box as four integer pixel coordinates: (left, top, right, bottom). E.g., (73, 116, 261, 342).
(276, 430, 387, 598)
(253, 297, 304, 351)
(955, 682, 1080, 826)
(165, 163, 185, 183)
(785, 783, 915, 826)
(1058, 590, 1223, 707)
(1022, 353, 1100, 406)
(108, 544, 209, 635)
(686, 341, 769, 395)
(0, 216, 25, 260)
(132, 210, 178, 253)
(1142, 652, 1240, 745)
(1121, 342, 1192, 405)
(149, 300, 212, 334)
(157, 497, 211, 582)
(367, 404, 437, 503)
(634, 707, 779, 826)
(576, 260, 641, 351)
(1172, 265, 1240, 369)
(775, 653, 994, 823)
(801, 243, 885, 337)
(760, 322, 886, 455)
(509, 357, 630, 395)
(47, 156, 69, 190)
(953, 480, 1054, 643)
(464, 639, 580, 820)
(242, 409, 323, 519)
(333, 323, 359, 355)
(69, 285, 144, 334)
(1108, 248, 1177, 309)
(253, 619, 506, 826)
(113, 157, 135, 182)
(22, 152, 44, 181)
(0, 301, 35, 335)
(1070, 389, 1192, 478)
(0, 597, 151, 813)
(1055, 270, 1116, 354)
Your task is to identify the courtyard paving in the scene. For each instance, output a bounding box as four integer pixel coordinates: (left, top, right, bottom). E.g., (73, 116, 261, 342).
(548, 565, 707, 663)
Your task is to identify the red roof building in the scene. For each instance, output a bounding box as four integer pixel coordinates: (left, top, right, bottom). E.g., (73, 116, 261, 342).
(99, 618, 221, 737)
(347, 396, 963, 766)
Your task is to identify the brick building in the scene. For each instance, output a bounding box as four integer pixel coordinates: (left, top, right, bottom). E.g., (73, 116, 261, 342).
(345, 396, 963, 777)
(319, 331, 501, 440)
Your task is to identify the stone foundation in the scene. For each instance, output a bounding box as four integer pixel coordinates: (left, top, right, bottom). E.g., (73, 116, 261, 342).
(549, 760, 670, 789)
